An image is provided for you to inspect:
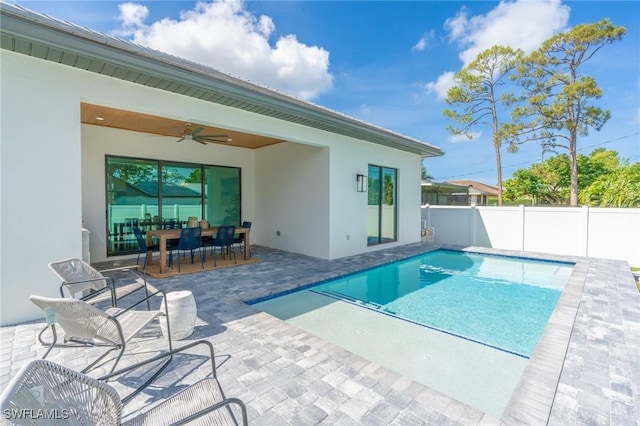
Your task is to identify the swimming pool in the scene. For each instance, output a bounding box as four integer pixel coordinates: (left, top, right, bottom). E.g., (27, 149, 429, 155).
(251, 249, 575, 416)
(313, 249, 573, 356)
(255, 249, 573, 356)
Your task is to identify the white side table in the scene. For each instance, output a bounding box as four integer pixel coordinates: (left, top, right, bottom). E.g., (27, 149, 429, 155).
(160, 290, 197, 340)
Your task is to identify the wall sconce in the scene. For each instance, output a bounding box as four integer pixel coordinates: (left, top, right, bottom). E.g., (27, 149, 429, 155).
(356, 174, 368, 192)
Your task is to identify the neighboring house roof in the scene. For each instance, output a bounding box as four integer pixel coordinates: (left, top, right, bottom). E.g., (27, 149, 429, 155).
(0, 2, 444, 158)
(447, 180, 499, 196)
(133, 181, 202, 197)
(421, 181, 470, 193)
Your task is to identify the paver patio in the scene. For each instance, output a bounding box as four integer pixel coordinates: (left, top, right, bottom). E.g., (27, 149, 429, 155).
(1, 243, 638, 425)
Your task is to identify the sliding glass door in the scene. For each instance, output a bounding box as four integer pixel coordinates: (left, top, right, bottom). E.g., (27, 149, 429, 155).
(367, 164, 397, 246)
(204, 165, 241, 226)
(106, 157, 159, 255)
(106, 156, 241, 256)
(161, 162, 203, 227)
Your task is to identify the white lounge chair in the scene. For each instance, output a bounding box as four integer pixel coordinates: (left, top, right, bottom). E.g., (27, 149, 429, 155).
(48, 257, 151, 309)
(30, 295, 172, 376)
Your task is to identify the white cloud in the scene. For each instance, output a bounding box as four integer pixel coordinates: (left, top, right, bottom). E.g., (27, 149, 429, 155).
(449, 131, 482, 144)
(424, 0, 569, 100)
(445, 0, 570, 66)
(116, 0, 332, 100)
(412, 30, 435, 52)
(117, 2, 148, 30)
(424, 71, 456, 100)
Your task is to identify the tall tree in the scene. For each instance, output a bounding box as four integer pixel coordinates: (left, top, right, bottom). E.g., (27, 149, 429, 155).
(444, 46, 523, 206)
(421, 164, 433, 181)
(509, 19, 626, 206)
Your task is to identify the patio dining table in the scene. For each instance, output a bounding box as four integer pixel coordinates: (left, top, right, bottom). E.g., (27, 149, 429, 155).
(146, 226, 250, 273)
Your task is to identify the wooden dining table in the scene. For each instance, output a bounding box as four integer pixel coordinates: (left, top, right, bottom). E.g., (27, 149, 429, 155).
(146, 226, 250, 274)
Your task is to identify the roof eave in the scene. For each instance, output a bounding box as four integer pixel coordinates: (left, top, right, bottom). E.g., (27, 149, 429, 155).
(0, 2, 444, 157)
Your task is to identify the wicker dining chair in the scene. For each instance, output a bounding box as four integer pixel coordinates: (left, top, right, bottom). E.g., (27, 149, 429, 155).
(1, 341, 248, 425)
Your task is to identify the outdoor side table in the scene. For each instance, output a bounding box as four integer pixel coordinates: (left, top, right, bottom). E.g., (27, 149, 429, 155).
(160, 290, 197, 340)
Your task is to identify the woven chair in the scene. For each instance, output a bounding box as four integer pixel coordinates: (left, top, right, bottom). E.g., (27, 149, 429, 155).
(48, 257, 151, 309)
(0, 359, 121, 425)
(29, 294, 172, 382)
(1, 341, 248, 425)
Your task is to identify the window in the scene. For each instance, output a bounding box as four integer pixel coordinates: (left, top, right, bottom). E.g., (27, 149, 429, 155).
(367, 164, 397, 245)
(106, 156, 240, 256)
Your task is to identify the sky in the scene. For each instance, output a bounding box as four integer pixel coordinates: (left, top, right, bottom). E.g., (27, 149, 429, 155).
(14, 0, 640, 185)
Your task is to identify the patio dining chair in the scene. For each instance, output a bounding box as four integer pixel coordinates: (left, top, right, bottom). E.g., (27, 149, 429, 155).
(170, 227, 205, 272)
(29, 293, 172, 382)
(210, 225, 237, 267)
(1, 341, 248, 425)
(234, 221, 252, 258)
(133, 225, 159, 272)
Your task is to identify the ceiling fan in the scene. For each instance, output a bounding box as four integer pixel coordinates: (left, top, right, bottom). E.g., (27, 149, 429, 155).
(174, 122, 231, 145)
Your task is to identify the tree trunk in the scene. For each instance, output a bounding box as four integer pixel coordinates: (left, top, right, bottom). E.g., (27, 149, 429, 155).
(570, 132, 579, 206)
(494, 138, 503, 206)
(491, 91, 503, 206)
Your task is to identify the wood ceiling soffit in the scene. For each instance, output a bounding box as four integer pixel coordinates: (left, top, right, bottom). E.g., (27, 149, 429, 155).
(80, 103, 282, 149)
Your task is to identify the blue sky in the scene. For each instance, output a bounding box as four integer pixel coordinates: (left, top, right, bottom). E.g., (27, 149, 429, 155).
(15, 0, 640, 185)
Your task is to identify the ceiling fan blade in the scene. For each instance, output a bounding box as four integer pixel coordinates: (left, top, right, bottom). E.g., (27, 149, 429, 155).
(197, 135, 230, 143)
(176, 137, 186, 143)
(199, 134, 228, 138)
(190, 127, 205, 136)
(193, 137, 223, 144)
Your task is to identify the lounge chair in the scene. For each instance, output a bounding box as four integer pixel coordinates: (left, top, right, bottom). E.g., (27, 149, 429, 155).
(29, 294, 172, 381)
(0, 341, 248, 425)
(48, 257, 151, 309)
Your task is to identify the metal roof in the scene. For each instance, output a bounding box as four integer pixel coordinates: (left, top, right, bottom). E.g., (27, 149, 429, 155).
(0, 2, 444, 157)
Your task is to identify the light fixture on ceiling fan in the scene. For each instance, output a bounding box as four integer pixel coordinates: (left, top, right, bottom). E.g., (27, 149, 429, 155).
(176, 122, 231, 145)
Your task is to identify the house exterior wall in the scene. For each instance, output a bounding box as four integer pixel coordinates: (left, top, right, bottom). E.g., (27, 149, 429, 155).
(328, 140, 422, 260)
(255, 142, 331, 258)
(1, 51, 86, 325)
(1, 50, 426, 324)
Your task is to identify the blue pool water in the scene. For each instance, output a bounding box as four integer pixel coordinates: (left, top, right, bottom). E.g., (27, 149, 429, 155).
(272, 250, 574, 357)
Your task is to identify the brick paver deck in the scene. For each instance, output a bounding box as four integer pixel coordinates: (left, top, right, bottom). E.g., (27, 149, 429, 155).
(1, 243, 638, 425)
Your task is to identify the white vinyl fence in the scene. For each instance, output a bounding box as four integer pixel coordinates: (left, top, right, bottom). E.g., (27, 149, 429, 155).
(421, 205, 640, 267)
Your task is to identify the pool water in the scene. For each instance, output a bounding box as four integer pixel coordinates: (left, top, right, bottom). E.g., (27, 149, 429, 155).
(313, 250, 573, 356)
(251, 249, 575, 416)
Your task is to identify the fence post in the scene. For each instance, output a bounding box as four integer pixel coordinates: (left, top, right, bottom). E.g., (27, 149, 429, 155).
(470, 206, 477, 246)
(581, 205, 590, 257)
(519, 205, 526, 251)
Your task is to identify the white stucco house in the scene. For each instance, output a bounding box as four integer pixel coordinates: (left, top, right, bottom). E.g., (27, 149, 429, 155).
(0, 3, 443, 325)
